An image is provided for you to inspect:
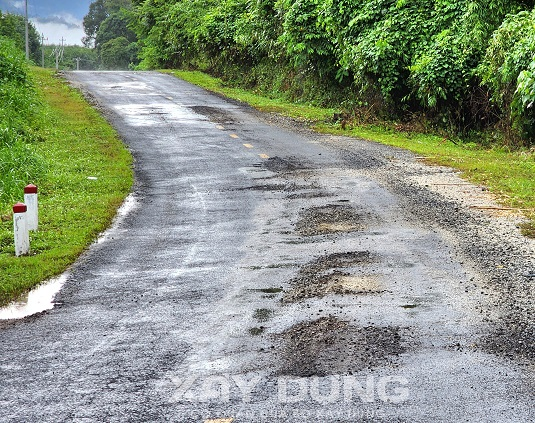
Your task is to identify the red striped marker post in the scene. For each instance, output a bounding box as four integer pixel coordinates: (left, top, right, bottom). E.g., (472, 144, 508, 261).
(13, 202, 29, 257)
(24, 184, 38, 231)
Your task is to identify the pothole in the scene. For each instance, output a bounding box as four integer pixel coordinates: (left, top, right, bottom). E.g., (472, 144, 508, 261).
(285, 272, 382, 303)
(239, 183, 300, 192)
(276, 317, 408, 377)
(189, 105, 236, 124)
(263, 156, 308, 173)
(295, 205, 368, 236)
(286, 191, 331, 200)
(256, 287, 283, 294)
(325, 273, 383, 294)
(249, 327, 265, 336)
(254, 308, 274, 323)
(283, 252, 377, 303)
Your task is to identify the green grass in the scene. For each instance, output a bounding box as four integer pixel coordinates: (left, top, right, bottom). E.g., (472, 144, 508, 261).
(166, 69, 535, 237)
(0, 68, 133, 306)
(162, 70, 337, 122)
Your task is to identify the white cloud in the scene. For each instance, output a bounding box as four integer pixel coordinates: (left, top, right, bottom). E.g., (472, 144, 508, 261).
(31, 13, 84, 46)
(11, 1, 24, 9)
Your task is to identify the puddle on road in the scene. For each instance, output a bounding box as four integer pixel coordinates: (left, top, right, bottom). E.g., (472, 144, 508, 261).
(0, 274, 69, 320)
(96, 193, 138, 244)
(0, 194, 138, 321)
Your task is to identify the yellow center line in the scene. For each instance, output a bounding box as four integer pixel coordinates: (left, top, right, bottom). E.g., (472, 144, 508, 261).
(259, 153, 270, 159)
(243, 143, 254, 149)
(230, 134, 239, 139)
(216, 125, 225, 130)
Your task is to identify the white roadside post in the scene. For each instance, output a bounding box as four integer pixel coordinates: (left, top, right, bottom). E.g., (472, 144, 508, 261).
(13, 202, 30, 257)
(24, 184, 38, 231)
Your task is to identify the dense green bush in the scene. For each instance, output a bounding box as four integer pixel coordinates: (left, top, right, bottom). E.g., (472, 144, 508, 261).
(129, 0, 535, 144)
(479, 8, 535, 140)
(0, 37, 46, 208)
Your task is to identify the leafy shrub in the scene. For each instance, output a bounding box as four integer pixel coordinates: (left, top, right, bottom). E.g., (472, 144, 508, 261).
(479, 7, 535, 141)
(0, 37, 46, 208)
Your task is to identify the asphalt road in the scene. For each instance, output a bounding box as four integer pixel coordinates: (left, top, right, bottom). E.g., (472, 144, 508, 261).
(0, 71, 533, 422)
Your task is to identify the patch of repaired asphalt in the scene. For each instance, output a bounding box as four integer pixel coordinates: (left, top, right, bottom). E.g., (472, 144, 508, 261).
(283, 251, 377, 303)
(295, 204, 369, 236)
(275, 317, 408, 377)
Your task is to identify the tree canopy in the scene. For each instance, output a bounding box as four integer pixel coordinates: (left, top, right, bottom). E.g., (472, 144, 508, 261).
(0, 11, 40, 64)
(83, 0, 139, 69)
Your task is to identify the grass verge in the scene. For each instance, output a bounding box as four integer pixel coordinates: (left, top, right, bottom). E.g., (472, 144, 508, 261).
(165, 69, 535, 237)
(0, 68, 133, 306)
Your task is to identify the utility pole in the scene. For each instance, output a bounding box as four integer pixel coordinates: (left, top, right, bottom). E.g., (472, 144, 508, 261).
(54, 38, 65, 71)
(76, 58, 80, 71)
(25, 0, 29, 60)
(40, 34, 47, 68)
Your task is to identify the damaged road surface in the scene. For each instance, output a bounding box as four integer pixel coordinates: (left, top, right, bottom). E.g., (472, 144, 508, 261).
(0, 71, 533, 422)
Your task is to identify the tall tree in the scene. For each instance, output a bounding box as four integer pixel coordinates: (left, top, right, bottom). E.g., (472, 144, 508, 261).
(82, 0, 107, 47)
(0, 11, 40, 63)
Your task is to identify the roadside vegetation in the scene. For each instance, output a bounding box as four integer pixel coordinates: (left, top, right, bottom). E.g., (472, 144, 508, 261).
(0, 37, 133, 306)
(128, 1, 535, 144)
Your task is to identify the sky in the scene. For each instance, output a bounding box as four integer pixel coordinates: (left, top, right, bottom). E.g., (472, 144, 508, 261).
(0, 0, 93, 45)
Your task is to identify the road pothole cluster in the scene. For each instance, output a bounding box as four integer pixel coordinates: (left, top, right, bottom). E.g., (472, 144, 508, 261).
(276, 317, 407, 376)
(295, 204, 368, 236)
(283, 251, 378, 303)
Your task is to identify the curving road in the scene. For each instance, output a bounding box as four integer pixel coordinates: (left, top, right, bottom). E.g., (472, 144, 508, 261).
(0, 71, 533, 422)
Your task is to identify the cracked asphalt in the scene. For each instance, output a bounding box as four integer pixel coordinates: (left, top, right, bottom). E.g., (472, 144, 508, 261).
(0, 71, 533, 422)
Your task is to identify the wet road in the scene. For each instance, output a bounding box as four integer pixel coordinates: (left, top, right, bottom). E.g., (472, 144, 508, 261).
(0, 71, 533, 422)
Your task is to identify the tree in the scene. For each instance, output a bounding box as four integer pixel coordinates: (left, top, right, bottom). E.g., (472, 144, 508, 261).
(83, 0, 134, 47)
(95, 10, 136, 49)
(100, 36, 137, 69)
(82, 0, 107, 47)
(0, 11, 40, 63)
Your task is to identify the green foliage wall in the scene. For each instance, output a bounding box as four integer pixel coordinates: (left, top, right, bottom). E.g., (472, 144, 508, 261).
(129, 0, 535, 144)
(0, 38, 45, 206)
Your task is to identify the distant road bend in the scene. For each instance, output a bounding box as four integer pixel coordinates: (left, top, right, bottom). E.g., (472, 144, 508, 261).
(0, 71, 533, 422)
